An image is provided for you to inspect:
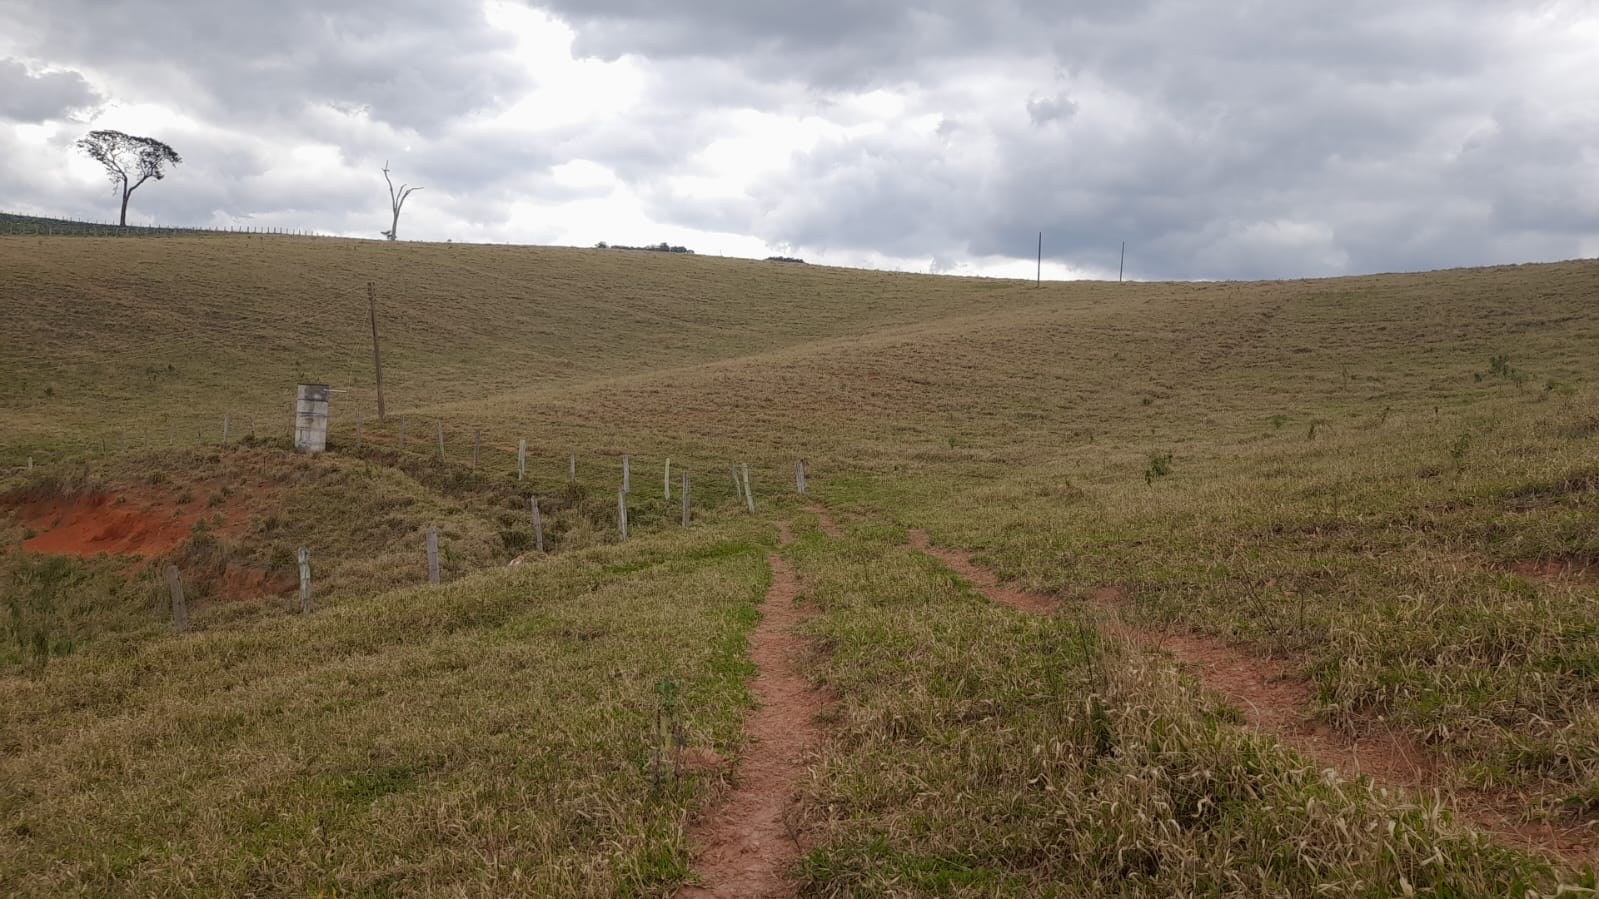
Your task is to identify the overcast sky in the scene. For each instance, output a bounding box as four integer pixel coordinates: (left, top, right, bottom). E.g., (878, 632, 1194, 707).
(1, 1, 1595, 280)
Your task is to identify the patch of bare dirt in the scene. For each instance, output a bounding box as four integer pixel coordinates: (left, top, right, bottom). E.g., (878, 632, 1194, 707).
(14, 492, 204, 558)
(807, 505, 843, 539)
(8, 486, 293, 602)
(904, 527, 1599, 866)
(908, 529, 1053, 615)
(681, 520, 824, 898)
(1504, 558, 1599, 586)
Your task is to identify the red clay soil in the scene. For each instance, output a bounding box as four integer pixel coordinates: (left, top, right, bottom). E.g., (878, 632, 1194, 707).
(807, 505, 844, 539)
(681, 521, 825, 899)
(904, 528, 1599, 866)
(16, 492, 202, 558)
(1507, 558, 1599, 586)
(909, 529, 1054, 616)
(10, 487, 293, 602)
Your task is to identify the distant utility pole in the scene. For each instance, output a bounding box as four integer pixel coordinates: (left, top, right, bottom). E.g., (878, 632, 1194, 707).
(1036, 232, 1042, 287)
(1119, 242, 1126, 283)
(368, 281, 386, 419)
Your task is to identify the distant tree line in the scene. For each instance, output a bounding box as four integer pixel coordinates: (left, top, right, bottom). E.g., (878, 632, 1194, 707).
(594, 241, 695, 254)
(765, 255, 806, 264)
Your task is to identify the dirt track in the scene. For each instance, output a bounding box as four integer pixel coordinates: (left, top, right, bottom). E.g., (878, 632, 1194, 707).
(681, 522, 824, 898)
(903, 527, 1599, 867)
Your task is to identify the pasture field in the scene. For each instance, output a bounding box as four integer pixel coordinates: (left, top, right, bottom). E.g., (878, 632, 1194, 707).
(2, 233, 1597, 895)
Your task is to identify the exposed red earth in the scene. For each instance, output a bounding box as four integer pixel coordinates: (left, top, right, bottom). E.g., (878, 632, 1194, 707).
(681, 522, 826, 898)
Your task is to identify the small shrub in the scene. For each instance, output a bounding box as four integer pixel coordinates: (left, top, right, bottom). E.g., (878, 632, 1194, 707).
(650, 678, 686, 795)
(4, 555, 75, 671)
(1144, 452, 1173, 485)
(1450, 431, 1472, 471)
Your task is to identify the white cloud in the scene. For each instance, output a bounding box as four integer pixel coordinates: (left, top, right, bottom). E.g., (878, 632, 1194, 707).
(0, 0, 1594, 278)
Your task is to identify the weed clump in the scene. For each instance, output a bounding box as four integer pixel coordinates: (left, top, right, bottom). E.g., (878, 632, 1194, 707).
(1143, 452, 1173, 485)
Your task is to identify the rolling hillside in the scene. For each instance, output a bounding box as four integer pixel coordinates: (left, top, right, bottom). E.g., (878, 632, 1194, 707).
(3, 233, 1598, 895)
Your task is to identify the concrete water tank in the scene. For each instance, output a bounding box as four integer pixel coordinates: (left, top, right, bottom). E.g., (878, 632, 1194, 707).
(294, 384, 330, 453)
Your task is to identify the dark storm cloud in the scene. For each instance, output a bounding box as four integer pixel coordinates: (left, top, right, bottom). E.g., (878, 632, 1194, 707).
(2, 0, 1594, 277)
(1026, 95, 1075, 127)
(1, 0, 545, 234)
(5, 0, 530, 133)
(0, 59, 101, 122)
(531, 1, 1148, 86)
(529, 0, 1598, 278)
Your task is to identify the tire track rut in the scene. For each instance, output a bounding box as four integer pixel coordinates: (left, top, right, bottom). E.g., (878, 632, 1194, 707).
(904, 527, 1598, 866)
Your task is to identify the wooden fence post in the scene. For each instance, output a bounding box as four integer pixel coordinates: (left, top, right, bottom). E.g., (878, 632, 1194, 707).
(531, 496, 544, 552)
(166, 565, 189, 632)
(399, 417, 407, 450)
(622, 455, 630, 493)
(742, 463, 755, 513)
(796, 459, 806, 494)
(664, 458, 671, 500)
(436, 421, 445, 460)
(473, 430, 481, 468)
(426, 528, 440, 584)
(682, 472, 690, 527)
(222, 414, 230, 444)
(569, 452, 575, 482)
(297, 547, 312, 614)
(517, 440, 527, 480)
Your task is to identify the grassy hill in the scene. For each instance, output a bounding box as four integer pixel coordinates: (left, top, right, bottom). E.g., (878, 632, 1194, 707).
(3, 233, 1598, 895)
(0, 210, 232, 238)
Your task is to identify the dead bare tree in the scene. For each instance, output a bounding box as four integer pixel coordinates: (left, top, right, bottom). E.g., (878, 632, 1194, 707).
(380, 162, 421, 241)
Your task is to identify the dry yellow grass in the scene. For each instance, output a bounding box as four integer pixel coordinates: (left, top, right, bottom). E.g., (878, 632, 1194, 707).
(3, 233, 1598, 893)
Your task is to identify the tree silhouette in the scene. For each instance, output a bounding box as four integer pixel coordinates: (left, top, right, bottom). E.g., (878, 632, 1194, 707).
(380, 162, 421, 241)
(75, 130, 182, 227)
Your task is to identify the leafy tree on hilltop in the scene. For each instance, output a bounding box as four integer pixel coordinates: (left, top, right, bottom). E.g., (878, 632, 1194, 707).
(75, 130, 182, 226)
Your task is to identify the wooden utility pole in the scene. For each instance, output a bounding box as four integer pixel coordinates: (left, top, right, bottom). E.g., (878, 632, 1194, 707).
(1037, 232, 1042, 287)
(368, 281, 386, 419)
(1119, 242, 1126, 283)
